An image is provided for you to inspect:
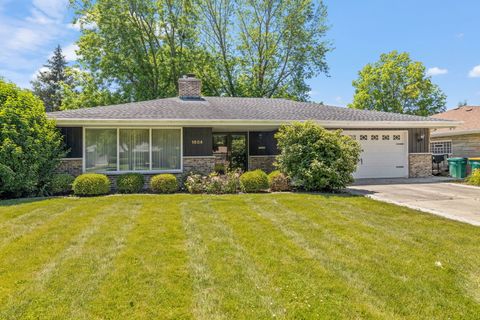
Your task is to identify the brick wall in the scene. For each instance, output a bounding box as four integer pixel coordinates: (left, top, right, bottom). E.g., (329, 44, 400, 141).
(248, 155, 277, 173)
(409, 153, 432, 178)
(55, 158, 82, 177)
(183, 156, 215, 175)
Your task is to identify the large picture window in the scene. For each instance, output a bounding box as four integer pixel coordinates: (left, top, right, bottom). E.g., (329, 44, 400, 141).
(84, 128, 182, 173)
(85, 129, 117, 172)
(152, 129, 181, 170)
(119, 129, 150, 171)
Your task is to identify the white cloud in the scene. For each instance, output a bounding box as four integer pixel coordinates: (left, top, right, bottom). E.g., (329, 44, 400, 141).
(63, 43, 79, 61)
(31, 66, 49, 80)
(427, 67, 448, 76)
(469, 65, 480, 78)
(0, 0, 78, 88)
(32, 0, 69, 20)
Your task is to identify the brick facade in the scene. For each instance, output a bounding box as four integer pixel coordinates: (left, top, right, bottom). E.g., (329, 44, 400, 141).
(408, 153, 432, 178)
(248, 155, 277, 173)
(183, 156, 216, 175)
(55, 158, 82, 177)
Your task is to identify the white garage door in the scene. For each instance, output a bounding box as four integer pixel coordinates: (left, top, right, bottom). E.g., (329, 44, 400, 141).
(343, 131, 408, 179)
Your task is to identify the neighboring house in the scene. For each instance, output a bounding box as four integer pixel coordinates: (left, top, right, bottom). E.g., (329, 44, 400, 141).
(431, 106, 479, 158)
(47, 75, 458, 181)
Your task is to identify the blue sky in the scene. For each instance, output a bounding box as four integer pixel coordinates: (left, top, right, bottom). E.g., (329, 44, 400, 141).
(1, 0, 480, 109)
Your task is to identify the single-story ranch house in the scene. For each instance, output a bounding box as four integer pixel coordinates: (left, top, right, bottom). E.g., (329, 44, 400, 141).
(431, 105, 480, 158)
(48, 75, 459, 182)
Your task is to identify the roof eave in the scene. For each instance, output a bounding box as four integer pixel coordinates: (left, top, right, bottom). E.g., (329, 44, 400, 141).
(49, 117, 461, 129)
(431, 128, 480, 138)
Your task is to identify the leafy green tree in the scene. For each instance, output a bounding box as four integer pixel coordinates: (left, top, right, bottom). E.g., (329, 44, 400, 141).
(71, 0, 204, 102)
(31, 45, 73, 111)
(60, 67, 123, 110)
(71, 0, 331, 102)
(275, 121, 361, 191)
(0, 79, 65, 198)
(199, 0, 330, 100)
(349, 51, 446, 116)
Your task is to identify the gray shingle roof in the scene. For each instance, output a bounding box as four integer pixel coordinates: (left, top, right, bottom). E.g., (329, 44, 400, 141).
(47, 96, 449, 123)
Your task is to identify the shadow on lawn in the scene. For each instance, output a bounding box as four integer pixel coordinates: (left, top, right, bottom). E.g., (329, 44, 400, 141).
(0, 197, 53, 207)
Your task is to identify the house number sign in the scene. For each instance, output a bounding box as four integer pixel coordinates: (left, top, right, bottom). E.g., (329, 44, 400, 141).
(192, 140, 203, 145)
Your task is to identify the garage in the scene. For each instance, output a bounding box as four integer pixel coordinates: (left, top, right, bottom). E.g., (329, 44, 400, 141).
(343, 130, 409, 179)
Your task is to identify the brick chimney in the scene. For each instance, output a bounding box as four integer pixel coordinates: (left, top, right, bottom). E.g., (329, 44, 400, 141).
(178, 74, 202, 99)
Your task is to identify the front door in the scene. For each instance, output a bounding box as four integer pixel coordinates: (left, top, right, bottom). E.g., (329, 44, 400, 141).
(213, 133, 247, 171)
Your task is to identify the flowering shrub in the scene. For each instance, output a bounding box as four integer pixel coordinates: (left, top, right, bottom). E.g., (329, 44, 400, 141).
(184, 170, 241, 194)
(268, 171, 291, 192)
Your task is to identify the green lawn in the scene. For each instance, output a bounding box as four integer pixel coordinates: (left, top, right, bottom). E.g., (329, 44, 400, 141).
(0, 193, 479, 319)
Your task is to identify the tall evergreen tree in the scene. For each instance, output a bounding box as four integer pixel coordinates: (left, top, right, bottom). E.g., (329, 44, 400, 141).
(31, 45, 73, 112)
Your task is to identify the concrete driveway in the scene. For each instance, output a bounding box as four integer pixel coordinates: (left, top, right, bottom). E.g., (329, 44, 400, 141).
(347, 177, 480, 226)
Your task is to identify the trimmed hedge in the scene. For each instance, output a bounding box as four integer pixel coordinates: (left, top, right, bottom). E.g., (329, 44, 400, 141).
(467, 169, 480, 186)
(240, 170, 269, 193)
(117, 173, 145, 194)
(268, 170, 291, 192)
(49, 173, 75, 195)
(150, 174, 178, 193)
(72, 173, 110, 196)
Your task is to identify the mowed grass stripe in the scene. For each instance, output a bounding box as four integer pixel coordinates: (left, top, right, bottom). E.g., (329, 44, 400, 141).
(88, 195, 193, 320)
(258, 194, 480, 319)
(181, 198, 225, 320)
(0, 198, 72, 225)
(181, 196, 284, 319)
(208, 195, 386, 319)
(243, 195, 398, 319)
(0, 197, 117, 305)
(0, 200, 79, 251)
(0, 200, 140, 319)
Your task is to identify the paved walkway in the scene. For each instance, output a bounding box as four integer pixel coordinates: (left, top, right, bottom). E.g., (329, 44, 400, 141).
(347, 177, 480, 226)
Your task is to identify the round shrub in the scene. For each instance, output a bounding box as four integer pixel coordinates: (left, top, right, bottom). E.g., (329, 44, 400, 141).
(275, 121, 361, 191)
(49, 173, 75, 195)
(72, 173, 110, 196)
(268, 170, 291, 192)
(116, 173, 145, 194)
(240, 170, 269, 193)
(150, 174, 178, 194)
(467, 169, 480, 186)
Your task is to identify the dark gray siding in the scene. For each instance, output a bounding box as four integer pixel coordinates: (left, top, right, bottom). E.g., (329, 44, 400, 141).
(58, 127, 82, 158)
(408, 128, 430, 153)
(183, 127, 213, 156)
(249, 131, 279, 156)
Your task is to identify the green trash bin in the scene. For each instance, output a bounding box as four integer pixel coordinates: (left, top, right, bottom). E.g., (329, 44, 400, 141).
(468, 158, 480, 174)
(447, 157, 467, 178)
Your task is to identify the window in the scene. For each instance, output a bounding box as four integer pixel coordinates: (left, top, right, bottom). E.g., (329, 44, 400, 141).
(85, 129, 117, 172)
(360, 135, 368, 141)
(430, 141, 452, 155)
(119, 129, 150, 171)
(349, 135, 356, 140)
(152, 129, 181, 170)
(84, 128, 181, 173)
(393, 135, 401, 141)
(59, 127, 83, 158)
(382, 135, 390, 141)
(371, 135, 379, 141)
